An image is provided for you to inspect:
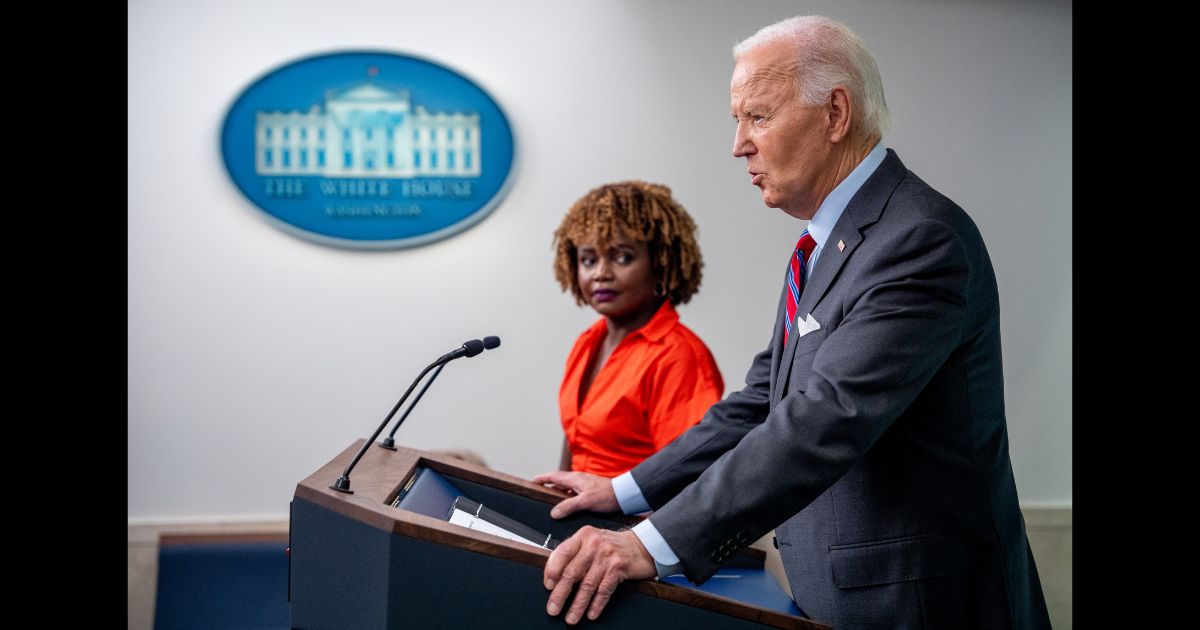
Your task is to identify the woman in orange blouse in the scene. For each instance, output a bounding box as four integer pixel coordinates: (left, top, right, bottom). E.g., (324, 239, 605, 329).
(551, 181, 724, 477)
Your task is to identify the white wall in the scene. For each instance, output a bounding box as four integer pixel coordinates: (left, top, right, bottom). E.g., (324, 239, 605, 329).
(128, 0, 1071, 520)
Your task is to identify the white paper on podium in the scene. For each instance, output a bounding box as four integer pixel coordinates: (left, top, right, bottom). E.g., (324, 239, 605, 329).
(448, 508, 544, 548)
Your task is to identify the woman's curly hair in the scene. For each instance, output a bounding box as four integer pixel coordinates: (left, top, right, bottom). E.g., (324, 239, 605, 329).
(552, 181, 704, 306)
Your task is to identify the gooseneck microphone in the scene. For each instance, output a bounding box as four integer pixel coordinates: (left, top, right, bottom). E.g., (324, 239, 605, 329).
(377, 363, 445, 451)
(378, 336, 501, 450)
(438, 338, 485, 362)
(331, 336, 501, 493)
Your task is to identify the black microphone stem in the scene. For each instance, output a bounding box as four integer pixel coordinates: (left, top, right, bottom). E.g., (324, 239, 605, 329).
(330, 356, 448, 493)
(379, 362, 445, 450)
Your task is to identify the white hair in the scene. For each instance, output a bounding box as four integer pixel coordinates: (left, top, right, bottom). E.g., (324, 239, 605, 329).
(733, 15, 891, 138)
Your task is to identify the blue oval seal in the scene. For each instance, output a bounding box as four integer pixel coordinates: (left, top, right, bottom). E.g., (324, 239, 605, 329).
(220, 51, 517, 249)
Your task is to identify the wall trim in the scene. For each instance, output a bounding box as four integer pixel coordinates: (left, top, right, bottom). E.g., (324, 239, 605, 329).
(1020, 503, 1072, 529)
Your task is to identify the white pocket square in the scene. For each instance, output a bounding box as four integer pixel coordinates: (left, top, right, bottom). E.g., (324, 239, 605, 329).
(795, 313, 821, 339)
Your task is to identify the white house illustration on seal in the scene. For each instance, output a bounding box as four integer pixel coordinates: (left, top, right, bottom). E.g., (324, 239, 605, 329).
(255, 81, 482, 178)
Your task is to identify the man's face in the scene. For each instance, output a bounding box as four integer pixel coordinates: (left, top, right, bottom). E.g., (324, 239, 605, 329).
(730, 40, 833, 220)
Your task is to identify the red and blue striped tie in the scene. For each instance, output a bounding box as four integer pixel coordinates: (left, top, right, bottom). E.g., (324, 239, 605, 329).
(783, 229, 818, 344)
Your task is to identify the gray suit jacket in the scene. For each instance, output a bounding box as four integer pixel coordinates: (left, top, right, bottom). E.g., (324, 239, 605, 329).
(631, 150, 1051, 629)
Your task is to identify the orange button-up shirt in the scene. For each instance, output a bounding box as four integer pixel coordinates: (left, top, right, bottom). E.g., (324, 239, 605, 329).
(559, 301, 724, 477)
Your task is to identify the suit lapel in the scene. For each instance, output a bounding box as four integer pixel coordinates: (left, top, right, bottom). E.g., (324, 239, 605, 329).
(771, 149, 909, 403)
(773, 225, 861, 401)
(796, 223, 860, 318)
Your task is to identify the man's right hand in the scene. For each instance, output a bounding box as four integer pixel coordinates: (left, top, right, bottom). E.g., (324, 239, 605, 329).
(531, 471, 620, 518)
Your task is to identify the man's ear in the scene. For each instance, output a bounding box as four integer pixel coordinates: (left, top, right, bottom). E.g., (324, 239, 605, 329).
(827, 86, 853, 144)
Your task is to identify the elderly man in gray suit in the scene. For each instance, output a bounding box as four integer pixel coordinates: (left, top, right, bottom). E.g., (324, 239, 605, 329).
(533, 15, 1051, 629)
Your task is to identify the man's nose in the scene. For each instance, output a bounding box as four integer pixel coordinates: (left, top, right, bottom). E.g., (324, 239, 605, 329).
(732, 124, 754, 157)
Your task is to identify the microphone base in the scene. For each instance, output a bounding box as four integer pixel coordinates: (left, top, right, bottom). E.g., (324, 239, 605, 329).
(378, 437, 397, 451)
(330, 476, 354, 494)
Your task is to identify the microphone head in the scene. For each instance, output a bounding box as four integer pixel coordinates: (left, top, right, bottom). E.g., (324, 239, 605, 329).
(483, 336, 501, 350)
(462, 339, 485, 358)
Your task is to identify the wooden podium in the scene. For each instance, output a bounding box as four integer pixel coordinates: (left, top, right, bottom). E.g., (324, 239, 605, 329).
(290, 441, 829, 629)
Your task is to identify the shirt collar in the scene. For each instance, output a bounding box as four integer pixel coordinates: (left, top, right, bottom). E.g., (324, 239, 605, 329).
(806, 141, 886, 247)
(585, 300, 678, 344)
(633, 300, 678, 342)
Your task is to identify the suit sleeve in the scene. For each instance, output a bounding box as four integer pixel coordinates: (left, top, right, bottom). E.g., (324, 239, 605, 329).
(648, 217, 971, 584)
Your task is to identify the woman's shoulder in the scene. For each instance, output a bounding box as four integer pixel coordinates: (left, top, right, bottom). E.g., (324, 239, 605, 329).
(654, 319, 718, 366)
(644, 319, 724, 393)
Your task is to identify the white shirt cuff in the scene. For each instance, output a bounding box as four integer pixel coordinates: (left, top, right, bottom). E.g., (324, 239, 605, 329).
(612, 471, 651, 515)
(632, 519, 684, 578)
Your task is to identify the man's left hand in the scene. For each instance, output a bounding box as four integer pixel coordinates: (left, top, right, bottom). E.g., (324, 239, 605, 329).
(544, 526, 656, 624)
(531, 470, 620, 518)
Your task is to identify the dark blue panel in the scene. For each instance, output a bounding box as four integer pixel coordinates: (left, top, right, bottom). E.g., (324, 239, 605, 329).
(663, 569, 805, 617)
(154, 542, 290, 630)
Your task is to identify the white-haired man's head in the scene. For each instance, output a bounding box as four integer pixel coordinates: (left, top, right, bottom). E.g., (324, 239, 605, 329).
(733, 15, 890, 139)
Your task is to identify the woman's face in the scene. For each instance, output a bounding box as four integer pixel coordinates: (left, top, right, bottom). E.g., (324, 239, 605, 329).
(575, 229, 659, 324)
